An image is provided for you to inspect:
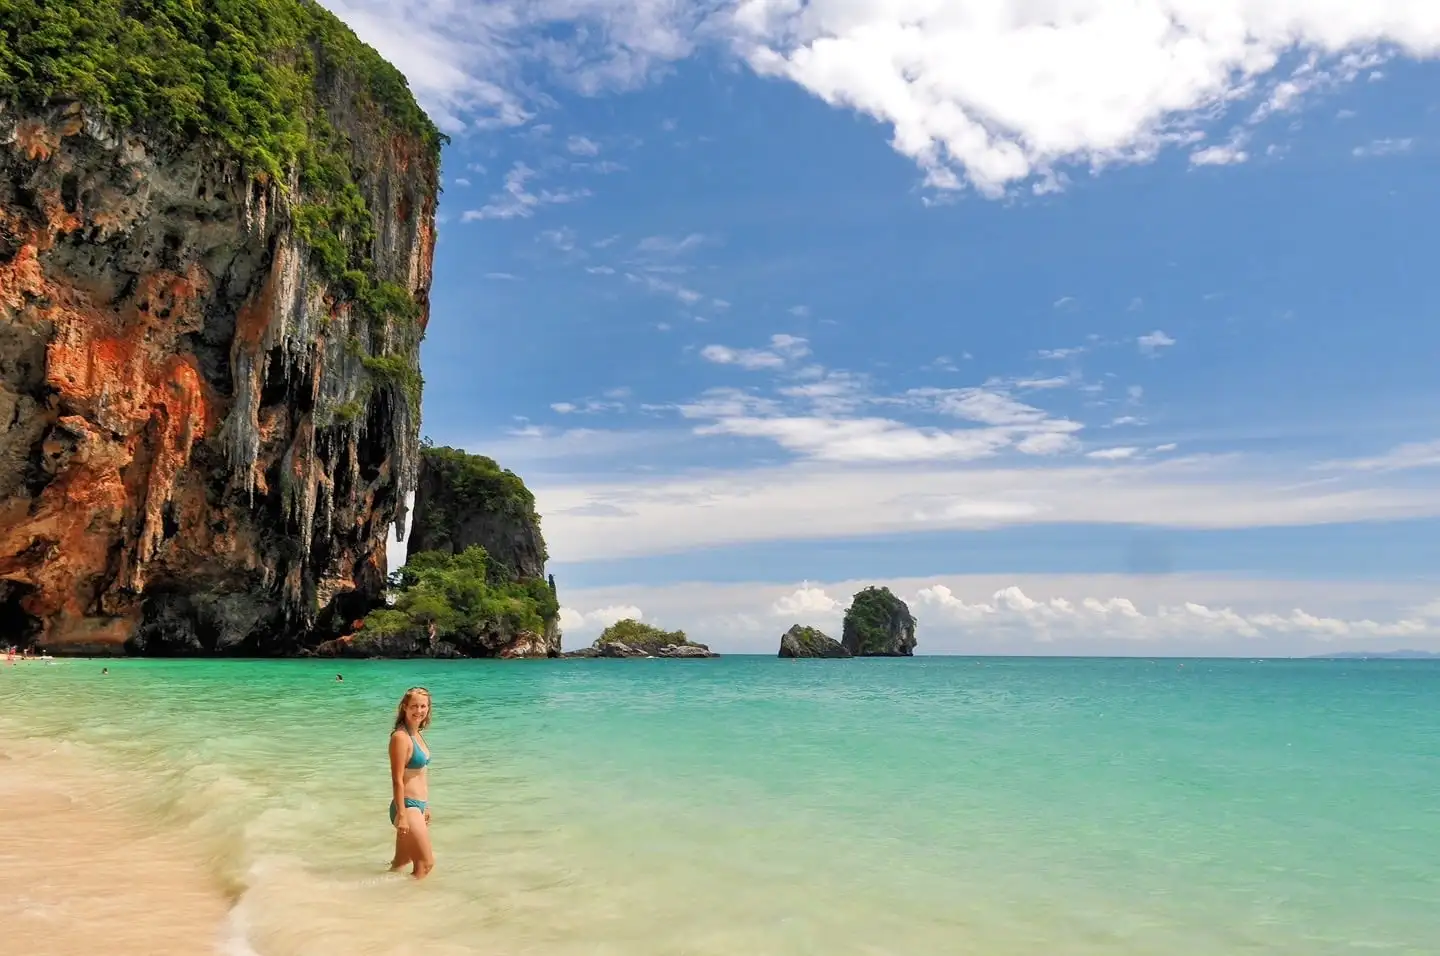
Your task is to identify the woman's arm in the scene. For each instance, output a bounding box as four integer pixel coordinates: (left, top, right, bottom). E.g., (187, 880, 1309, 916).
(388, 731, 410, 830)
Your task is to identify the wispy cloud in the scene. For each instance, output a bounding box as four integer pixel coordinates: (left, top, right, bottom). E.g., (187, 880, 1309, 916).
(1137, 330, 1177, 356)
(536, 460, 1440, 563)
(1319, 439, 1440, 473)
(566, 134, 601, 155)
(461, 162, 591, 221)
(1352, 137, 1415, 158)
(700, 334, 811, 371)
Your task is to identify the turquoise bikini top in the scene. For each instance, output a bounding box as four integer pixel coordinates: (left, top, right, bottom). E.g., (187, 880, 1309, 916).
(405, 732, 430, 770)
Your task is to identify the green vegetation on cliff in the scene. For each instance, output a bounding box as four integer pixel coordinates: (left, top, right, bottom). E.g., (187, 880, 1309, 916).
(0, 0, 440, 389)
(596, 619, 696, 653)
(413, 445, 542, 552)
(360, 546, 558, 648)
(0, 0, 442, 177)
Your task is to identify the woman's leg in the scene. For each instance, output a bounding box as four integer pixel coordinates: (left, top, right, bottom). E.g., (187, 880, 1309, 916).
(387, 802, 413, 871)
(403, 806, 435, 879)
(388, 828, 412, 871)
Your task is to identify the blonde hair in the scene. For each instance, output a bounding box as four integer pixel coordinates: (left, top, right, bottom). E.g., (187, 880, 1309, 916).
(394, 687, 432, 731)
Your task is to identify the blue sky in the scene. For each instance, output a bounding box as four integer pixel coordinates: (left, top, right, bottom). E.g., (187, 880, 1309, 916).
(343, 1, 1440, 654)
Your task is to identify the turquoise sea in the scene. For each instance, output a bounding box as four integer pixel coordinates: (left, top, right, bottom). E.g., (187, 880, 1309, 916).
(4, 656, 1438, 955)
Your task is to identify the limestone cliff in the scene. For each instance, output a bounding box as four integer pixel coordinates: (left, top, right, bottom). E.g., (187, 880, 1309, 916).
(841, 587, 918, 657)
(0, 1, 441, 653)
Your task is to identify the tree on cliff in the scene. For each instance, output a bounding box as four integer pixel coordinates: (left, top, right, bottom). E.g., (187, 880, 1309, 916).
(841, 587, 918, 657)
(360, 546, 558, 655)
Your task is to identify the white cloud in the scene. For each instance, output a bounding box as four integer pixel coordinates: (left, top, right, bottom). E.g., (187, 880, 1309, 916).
(1190, 141, 1250, 166)
(567, 134, 601, 155)
(326, 1, 1440, 196)
(700, 334, 811, 370)
(914, 583, 1428, 644)
(554, 575, 1440, 655)
(624, 271, 706, 305)
(1137, 330, 1177, 355)
(536, 457, 1440, 562)
(551, 395, 626, 415)
(1087, 446, 1140, 461)
(788, 305, 811, 317)
(771, 583, 842, 618)
(1038, 346, 1086, 360)
(461, 162, 591, 221)
(1154, 442, 1179, 452)
(558, 604, 645, 636)
(636, 233, 708, 256)
(1353, 137, 1415, 157)
(729, 1, 1440, 195)
(1319, 439, 1440, 473)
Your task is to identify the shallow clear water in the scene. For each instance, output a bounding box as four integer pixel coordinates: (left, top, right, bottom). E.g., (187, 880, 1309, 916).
(4, 656, 1438, 955)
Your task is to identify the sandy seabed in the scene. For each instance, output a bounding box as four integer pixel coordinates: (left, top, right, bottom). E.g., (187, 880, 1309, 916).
(0, 734, 229, 956)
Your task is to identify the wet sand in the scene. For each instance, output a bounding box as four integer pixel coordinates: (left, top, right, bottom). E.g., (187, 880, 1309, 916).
(0, 736, 229, 956)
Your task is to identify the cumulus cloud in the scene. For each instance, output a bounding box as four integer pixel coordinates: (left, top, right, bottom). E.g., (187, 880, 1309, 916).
(914, 583, 1429, 644)
(771, 583, 842, 618)
(728, 1, 1440, 195)
(558, 604, 644, 635)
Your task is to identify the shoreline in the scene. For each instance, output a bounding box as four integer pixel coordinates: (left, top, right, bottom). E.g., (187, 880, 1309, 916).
(0, 733, 231, 955)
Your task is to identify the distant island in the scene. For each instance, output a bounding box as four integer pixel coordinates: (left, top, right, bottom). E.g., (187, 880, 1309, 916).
(1309, 650, 1440, 660)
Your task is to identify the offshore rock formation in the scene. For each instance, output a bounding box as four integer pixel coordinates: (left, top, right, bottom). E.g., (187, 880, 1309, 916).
(841, 587, 918, 657)
(0, 6, 440, 654)
(402, 446, 560, 657)
(778, 624, 851, 658)
(564, 618, 718, 659)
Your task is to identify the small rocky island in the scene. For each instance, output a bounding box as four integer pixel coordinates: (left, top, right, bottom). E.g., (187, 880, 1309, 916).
(841, 586, 918, 656)
(777, 624, 851, 658)
(321, 445, 561, 659)
(565, 619, 718, 658)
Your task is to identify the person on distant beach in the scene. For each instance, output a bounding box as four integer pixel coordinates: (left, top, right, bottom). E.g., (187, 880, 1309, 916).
(387, 687, 435, 879)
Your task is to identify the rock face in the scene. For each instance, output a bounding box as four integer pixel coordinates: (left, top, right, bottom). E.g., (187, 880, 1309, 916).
(408, 446, 546, 579)
(841, 587, 918, 657)
(778, 624, 851, 658)
(0, 8, 441, 654)
(405, 446, 559, 657)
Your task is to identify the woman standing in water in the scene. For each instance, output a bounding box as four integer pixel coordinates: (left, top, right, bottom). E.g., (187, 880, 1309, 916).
(387, 687, 435, 879)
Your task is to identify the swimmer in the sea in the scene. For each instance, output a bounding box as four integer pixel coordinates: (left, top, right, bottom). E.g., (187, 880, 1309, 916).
(387, 687, 435, 879)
